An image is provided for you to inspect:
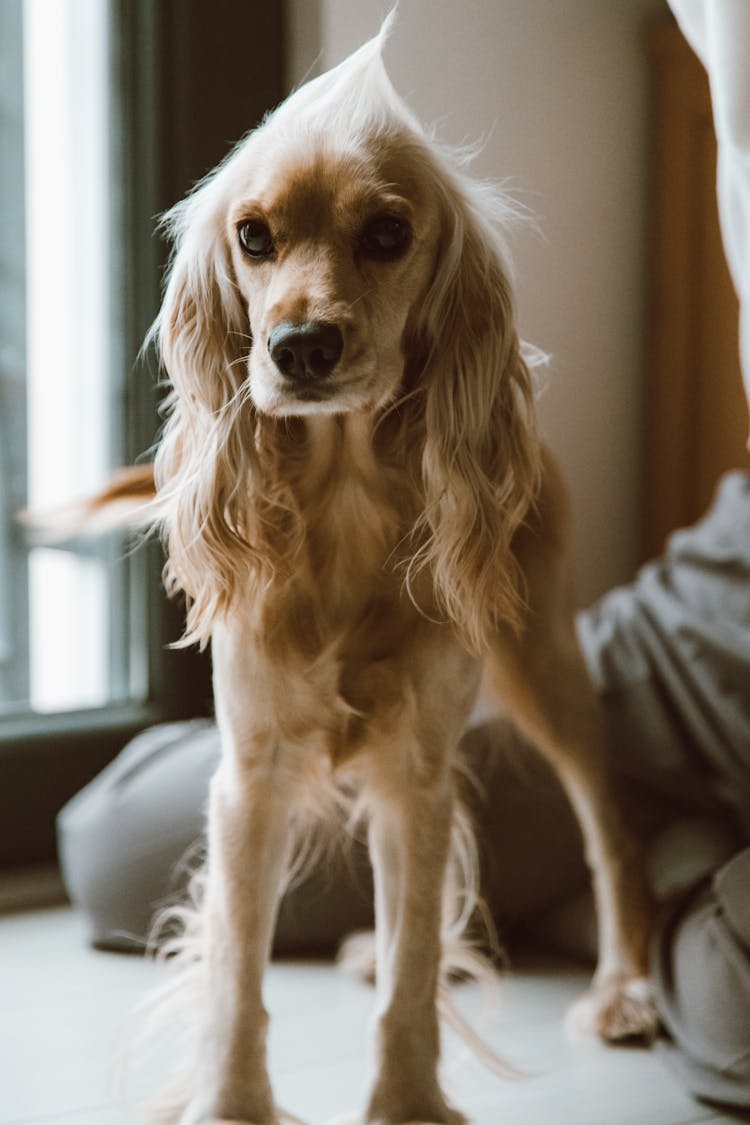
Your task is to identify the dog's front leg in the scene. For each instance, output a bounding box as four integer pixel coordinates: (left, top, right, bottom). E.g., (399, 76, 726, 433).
(364, 766, 464, 1125)
(180, 758, 291, 1125)
(179, 630, 298, 1125)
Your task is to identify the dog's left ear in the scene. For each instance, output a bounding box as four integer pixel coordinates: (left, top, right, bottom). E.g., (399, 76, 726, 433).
(413, 197, 541, 653)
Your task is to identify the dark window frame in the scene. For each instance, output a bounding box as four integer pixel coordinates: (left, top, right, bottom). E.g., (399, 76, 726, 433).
(0, 0, 285, 867)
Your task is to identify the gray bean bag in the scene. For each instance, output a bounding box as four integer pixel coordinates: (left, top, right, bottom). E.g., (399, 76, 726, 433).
(57, 715, 589, 954)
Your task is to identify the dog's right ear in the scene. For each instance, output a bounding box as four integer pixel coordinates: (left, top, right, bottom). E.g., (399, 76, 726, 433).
(151, 191, 265, 649)
(155, 199, 248, 414)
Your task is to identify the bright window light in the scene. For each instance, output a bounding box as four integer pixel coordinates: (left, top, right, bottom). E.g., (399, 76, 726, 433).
(23, 0, 112, 711)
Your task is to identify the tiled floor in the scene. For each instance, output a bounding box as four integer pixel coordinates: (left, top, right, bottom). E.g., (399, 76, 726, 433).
(0, 905, 744, 1125)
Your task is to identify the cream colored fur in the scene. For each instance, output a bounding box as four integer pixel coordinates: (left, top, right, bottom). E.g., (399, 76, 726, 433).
(120, 18, 658, 1125)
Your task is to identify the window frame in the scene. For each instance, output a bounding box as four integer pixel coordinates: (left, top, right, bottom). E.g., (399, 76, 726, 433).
(0, 0, 30, 709)
(0, 0, 285, 867)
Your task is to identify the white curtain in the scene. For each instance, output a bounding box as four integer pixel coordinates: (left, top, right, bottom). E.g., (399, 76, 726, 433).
(669, 0, 750, 439)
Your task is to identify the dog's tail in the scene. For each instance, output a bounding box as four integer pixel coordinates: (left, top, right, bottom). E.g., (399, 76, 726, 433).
(19, 463, 158, 542)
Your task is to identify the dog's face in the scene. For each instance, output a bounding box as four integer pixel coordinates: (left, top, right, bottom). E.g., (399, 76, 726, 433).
(225, 140, 441, 417)
(156, 28, 540, 654)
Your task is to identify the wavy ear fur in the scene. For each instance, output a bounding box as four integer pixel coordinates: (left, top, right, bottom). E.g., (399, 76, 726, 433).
(153, 189, 280, 648)
(407, 173, 541, 654)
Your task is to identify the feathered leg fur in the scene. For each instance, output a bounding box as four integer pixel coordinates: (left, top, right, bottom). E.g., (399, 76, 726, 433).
(486, 454, 658, 1043)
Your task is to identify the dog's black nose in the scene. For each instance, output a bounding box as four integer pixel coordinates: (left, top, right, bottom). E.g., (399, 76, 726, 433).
(268, 321, 344, 381)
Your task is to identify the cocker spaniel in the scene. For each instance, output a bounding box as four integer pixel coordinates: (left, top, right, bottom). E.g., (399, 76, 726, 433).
(86, 19, 658, 1125)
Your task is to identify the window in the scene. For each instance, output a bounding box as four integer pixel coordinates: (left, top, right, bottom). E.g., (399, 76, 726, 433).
(2, 0, 142, 716)
(0, 0, 284, 866)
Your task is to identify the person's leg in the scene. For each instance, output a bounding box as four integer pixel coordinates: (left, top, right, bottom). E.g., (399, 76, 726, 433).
(653, 846, 750, 1110)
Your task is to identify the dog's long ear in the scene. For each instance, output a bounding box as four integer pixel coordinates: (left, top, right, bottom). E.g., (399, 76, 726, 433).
(156, 197, 248, 413)
(152, 193, 264, 647)
(411, 189, 541, 653)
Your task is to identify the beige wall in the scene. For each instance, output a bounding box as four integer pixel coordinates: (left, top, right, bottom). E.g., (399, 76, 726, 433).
(286, 0, 667, 605)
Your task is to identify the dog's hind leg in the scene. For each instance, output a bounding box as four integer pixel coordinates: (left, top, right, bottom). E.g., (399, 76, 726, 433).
(486, 459, 659, 1043)
(488, 621, 658, 1042)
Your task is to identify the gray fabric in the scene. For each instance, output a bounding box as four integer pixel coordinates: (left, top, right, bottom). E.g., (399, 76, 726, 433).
(57, 719, 217, 950)
(57, 717, 587, 954)
(654, 847, 750, 1109)
(58, 718, 376, 954)
(577, 470, 750, 1109)
(579, 470, 750, 834)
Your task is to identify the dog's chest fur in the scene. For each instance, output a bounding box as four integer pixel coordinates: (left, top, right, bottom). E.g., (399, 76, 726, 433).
(295, 415, 405, 629)
(263, 413, 430, 758)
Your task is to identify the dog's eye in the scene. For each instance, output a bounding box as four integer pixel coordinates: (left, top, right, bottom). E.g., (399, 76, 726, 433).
(360, 215, 411, 261)
(238, 219, 274, 259)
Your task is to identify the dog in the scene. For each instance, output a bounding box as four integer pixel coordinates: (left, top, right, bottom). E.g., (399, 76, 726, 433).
(78, 19, 658, 1125)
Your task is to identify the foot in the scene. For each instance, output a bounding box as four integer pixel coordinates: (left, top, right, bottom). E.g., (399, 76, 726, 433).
(327, 1116, 464, 1125)
(176, 1100, 280, 1125)
(365, 1083, 466, 1125)
(337, 930, 377, 985)
(178, 1117, 279, 1124)
(201, 1116, 302, 1125)
(565, 974, 660, 1043)
(327, 1082, 466, 1125)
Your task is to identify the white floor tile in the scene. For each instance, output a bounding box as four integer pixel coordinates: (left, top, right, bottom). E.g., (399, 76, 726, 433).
(1, 907, 739, 1125)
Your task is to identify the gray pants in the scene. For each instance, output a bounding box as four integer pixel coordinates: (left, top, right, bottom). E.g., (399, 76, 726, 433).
(577, 469, 750, 1108)
(58, 473, 750, 1111)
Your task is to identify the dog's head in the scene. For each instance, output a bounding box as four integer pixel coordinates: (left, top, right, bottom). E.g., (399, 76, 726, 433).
(224, 140, 435, 419)
(155, 17, 541, 649)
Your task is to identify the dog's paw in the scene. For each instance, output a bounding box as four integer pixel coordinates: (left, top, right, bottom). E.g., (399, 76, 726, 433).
(180, 1117, 280, 1124)
(326, 1118, 465, 1125)
(177, 1108, 285, 1125)
(326, 1101, 466, 1125)
(193, 1117, 300, 1125)
(565, 974, 660, 1044)
(337, 930, 377, 985)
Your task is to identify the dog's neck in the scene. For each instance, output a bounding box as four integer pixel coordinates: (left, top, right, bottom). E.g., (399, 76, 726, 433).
(305, 414, 402, 580)
(292, 414, 404, 624)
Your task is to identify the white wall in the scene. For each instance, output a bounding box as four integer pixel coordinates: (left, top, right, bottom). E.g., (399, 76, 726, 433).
(286, 0, 667, 605)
